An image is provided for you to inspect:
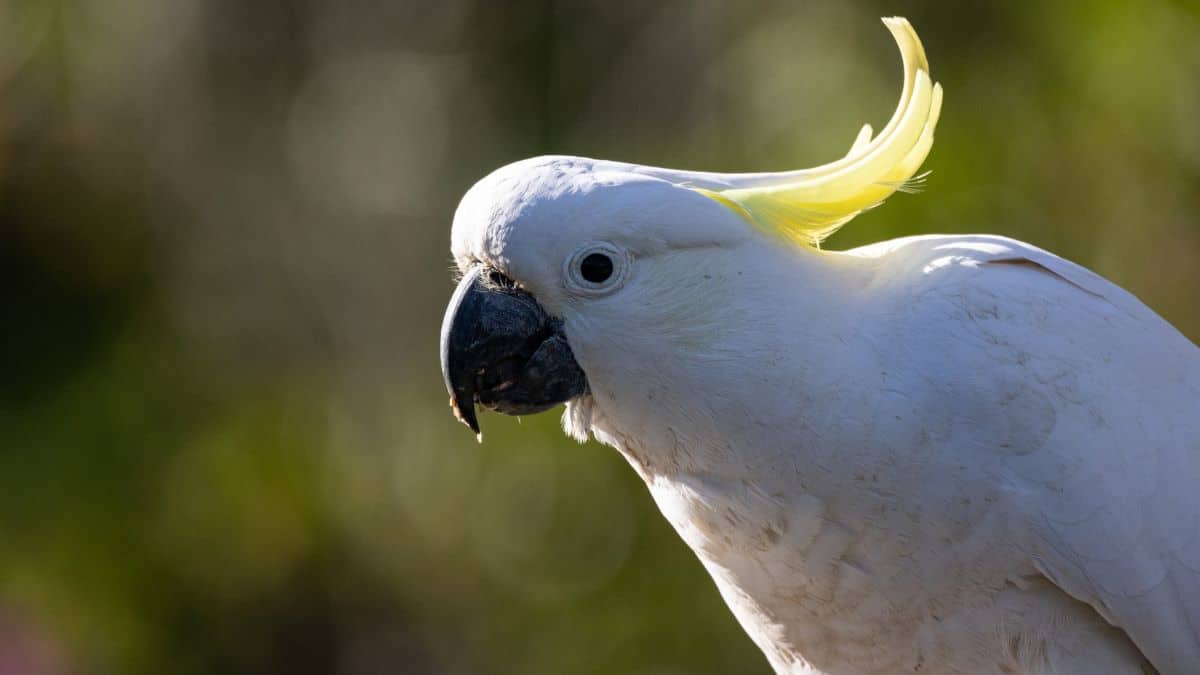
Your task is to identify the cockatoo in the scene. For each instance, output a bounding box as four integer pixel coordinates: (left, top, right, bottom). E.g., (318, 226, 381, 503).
(439, 17, 1200, 675)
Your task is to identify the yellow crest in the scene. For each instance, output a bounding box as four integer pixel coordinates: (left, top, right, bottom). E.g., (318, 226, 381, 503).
(695, 17, 943, 248)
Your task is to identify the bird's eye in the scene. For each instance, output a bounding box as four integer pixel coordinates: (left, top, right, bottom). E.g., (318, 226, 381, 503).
(564, 242, 628, 296)
(579, 253, 614, 284)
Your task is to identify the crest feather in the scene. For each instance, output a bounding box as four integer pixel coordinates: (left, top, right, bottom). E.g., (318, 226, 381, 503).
(695, 17, 943, 248)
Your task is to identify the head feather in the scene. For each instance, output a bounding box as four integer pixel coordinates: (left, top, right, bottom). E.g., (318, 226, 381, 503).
(688, 17, 943, 248)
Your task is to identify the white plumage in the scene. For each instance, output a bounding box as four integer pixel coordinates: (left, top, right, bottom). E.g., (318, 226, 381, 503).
(445, 18, 1199, 675)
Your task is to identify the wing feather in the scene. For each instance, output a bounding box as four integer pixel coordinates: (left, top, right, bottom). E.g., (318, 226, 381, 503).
(852, 234, 1200, 672)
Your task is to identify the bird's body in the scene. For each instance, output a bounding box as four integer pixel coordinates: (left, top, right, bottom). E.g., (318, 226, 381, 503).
(439, 18, 1200, 674)
(573, 232, 1197, 673)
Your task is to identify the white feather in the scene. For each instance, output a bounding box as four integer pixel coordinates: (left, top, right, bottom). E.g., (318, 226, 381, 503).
(451, 157, 1198, 674)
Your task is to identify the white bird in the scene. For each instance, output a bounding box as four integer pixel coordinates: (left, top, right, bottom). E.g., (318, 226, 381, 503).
(440, 17, 1199, 674)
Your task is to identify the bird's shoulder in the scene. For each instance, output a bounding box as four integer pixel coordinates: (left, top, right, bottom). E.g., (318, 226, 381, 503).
(845, 233, 1151, 321)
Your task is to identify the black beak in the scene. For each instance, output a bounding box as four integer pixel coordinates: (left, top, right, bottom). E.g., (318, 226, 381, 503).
(439, 266, 589, 438)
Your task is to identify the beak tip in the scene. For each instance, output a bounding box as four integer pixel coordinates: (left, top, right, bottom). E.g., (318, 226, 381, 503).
(450, 396, 481, 436)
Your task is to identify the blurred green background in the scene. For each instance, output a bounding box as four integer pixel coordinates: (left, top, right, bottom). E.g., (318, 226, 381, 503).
(1, 1, 1198, 673)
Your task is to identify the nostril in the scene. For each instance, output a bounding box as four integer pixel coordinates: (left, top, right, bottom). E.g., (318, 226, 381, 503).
(485, 268, 518, 290)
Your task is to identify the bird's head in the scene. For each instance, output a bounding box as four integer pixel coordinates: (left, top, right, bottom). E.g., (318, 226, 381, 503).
(440, 17, 941, 441)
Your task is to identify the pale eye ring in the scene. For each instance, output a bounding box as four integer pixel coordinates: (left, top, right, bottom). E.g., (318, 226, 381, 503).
(564, 242, 629, 295)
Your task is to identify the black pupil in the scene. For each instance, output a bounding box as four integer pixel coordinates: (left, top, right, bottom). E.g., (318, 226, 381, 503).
(579, 253, 614, 283)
